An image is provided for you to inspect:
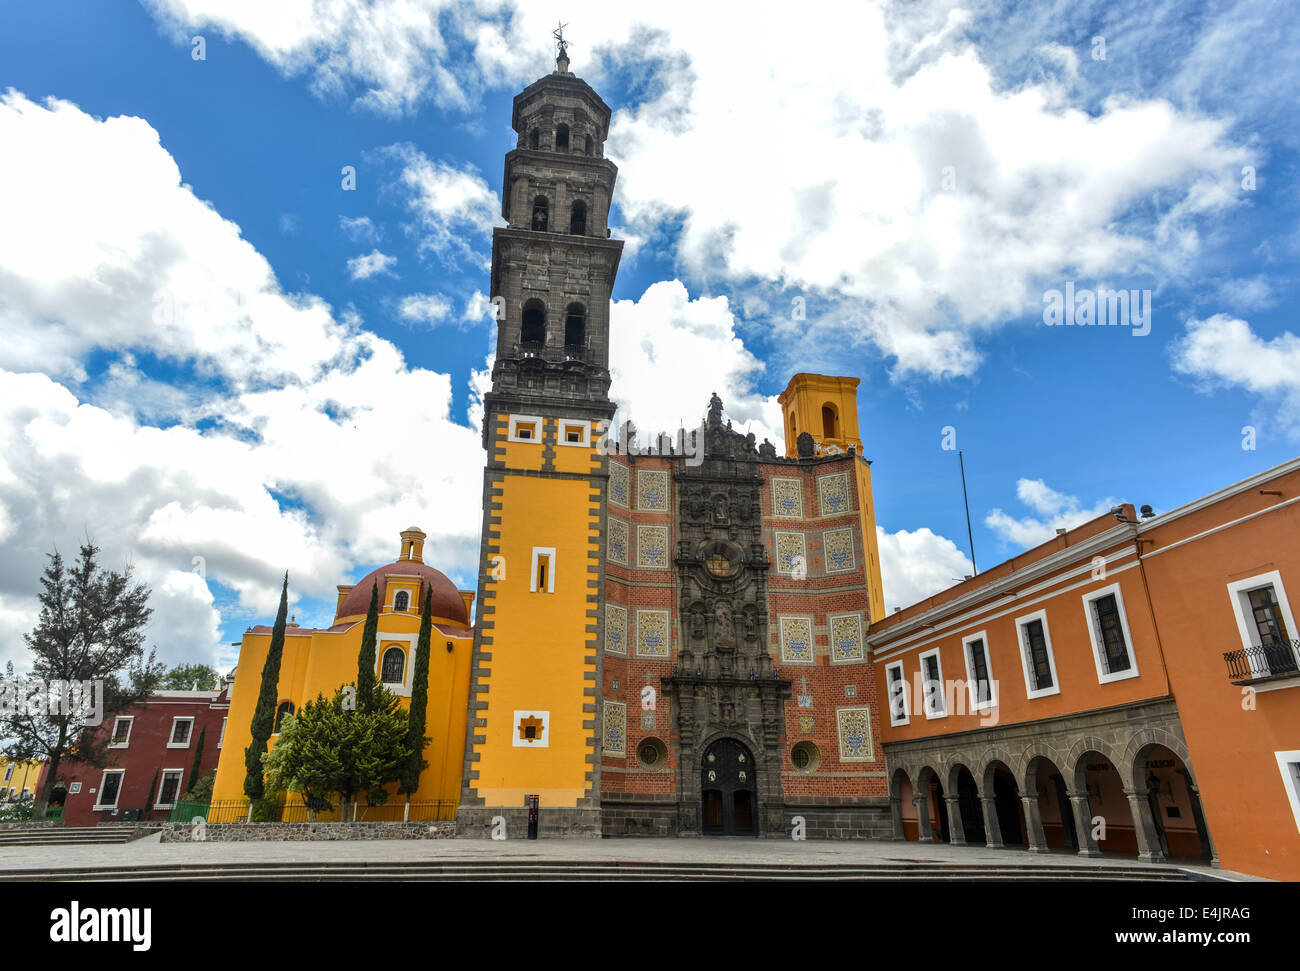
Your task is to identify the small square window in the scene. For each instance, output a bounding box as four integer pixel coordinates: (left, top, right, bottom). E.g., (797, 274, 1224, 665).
(558, 420, 590, 447)
(508, 414, 544, 443)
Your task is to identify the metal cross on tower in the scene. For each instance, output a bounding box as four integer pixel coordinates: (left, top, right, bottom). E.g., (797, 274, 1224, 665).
(553, 21, 570, 58)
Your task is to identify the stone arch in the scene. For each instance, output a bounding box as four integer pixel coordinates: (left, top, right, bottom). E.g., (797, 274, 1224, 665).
(1065, 735, 1124, 792)
(1119, 727, 1193, 790)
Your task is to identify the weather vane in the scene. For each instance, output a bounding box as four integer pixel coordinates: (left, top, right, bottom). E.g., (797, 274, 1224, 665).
(553, 21, 570, 60)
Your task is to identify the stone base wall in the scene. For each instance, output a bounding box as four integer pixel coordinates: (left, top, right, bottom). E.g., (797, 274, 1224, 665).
(159, 821, 455, 842)
(781, 800, 895, 840)
(0, 820, 62, 830)
(454, 806, 602, 839)
(601, 798, 679, 837)
(600, 797, 894, 839)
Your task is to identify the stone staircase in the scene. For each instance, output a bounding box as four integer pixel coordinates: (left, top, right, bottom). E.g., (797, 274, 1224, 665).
(0, 825, 155, 847)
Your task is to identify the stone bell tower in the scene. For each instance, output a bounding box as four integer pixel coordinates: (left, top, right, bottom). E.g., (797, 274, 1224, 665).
(457, 34, 623, 837)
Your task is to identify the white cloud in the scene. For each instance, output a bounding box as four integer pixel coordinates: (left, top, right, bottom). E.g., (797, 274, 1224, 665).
(141, 1, 1253, 381)
(397, 292, 453, 326)
(347, 249, 397, 280)
(1171, 313, 1300, 439)
(0, 91, 354, 391)
(875, 525, 973, 613)
(0, 90, 485, 673)
(609, 281, 783, 449)
(381, 144, 501, 265)
(339, 215, 381, 243)
(985, 478, 1117, 549)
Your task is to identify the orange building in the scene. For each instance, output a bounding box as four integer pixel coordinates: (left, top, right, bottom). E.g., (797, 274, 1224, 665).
(869, 457, 1300, 878)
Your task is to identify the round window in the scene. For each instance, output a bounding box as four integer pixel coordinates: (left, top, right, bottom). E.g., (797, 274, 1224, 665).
(791, 741, 820, 773)
(637, 737, 668, 768)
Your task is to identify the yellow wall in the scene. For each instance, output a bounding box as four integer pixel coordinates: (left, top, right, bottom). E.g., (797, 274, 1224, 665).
(467, 414, 602, 807)
(778, 373, 864, 456)
(212, 613, 473, 808)
(0, 757, 42, 797)
(778, 373, 886, 623)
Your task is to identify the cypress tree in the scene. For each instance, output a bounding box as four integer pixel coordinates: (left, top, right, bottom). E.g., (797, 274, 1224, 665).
(188, 726, 206, 795)
(244, 573, 289, 806)
(356, 581, 380, 714)
(398, 588, 432, 808)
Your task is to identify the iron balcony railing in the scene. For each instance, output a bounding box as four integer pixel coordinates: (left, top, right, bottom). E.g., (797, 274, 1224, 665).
(1223, 638, 1300, 683)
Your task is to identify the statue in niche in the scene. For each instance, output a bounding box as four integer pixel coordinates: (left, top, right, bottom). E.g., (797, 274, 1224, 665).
(712, 493, 728, 525)
(713, 600, 733, 650)
(743, 608, 758, 641)
(690, 605, 706, 640)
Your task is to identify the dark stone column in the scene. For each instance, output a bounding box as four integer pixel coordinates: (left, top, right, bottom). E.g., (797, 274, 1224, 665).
(1068, 790, 1102, 857)
(1021, 793, 1050, 853)
(1176, 769, 1219, 866)
(944, 795, 966, 845)
(913, 792, 932, 843)
(1124, 786, 1166, 864)
(980, 796, 1003, 849)
(889, 794, 905, 840)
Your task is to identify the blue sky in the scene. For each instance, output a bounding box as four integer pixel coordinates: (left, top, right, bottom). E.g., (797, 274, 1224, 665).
(1, 0, 1298, 673)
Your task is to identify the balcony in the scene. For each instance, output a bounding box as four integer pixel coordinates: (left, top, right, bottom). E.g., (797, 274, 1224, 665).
(1223, 638, 1300, 686)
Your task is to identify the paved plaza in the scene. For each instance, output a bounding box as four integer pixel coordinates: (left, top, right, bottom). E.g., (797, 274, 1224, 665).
(0, 834, 1265, 879)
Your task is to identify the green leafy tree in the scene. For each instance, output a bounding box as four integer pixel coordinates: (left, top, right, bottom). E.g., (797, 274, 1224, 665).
(356, 582, 380, 715)
(397, 589, 432, 810)
(188, 726, 206, 792)
(243, 573, 289, 807)
(181, 769, 215, 805)
(1, 542, 165, 816)
(263, 684, 412, 822)
(160, 664, 220, 691)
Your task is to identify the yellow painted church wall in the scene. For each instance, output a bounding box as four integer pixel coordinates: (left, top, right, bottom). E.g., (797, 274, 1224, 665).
(212, 552, 474, 810)
(470, 429, 601, 808)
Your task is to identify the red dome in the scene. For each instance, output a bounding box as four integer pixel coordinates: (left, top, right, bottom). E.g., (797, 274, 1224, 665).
(336, 560, 469, 626)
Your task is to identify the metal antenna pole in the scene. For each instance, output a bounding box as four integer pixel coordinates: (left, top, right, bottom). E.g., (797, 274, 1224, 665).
(959, 450, 977, 575)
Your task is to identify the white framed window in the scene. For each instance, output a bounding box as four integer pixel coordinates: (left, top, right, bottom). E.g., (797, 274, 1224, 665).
(1015, 609, 1060, 699)
(155, 769, 184, 808)
(530, 546, 556, 593)
(94, 769, 124, 810)
(167, 716, 195, 748)
(380, 647, 406, 684)
(918, 647, 946, 718)
(109, 715, 133, 748)
(393, 589, 411, 612)
(1227, 571, 1298, 677)
(962, 630, 997, 711)
(885, 660, 909, 726)
(508, 414, 543, 443)
(1277, 751, 1300, 833)
(558, 419, 590, 447)
(218, 717, 226, 749)
(1082, 583, 1139, 683)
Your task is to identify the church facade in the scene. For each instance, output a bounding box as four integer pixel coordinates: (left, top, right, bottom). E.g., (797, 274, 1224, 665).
(454, 53, 892, 838)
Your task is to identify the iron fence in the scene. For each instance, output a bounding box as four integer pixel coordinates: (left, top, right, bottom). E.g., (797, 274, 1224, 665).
(183, 798, 458, 824)
(1223, 638, 1300, 682)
